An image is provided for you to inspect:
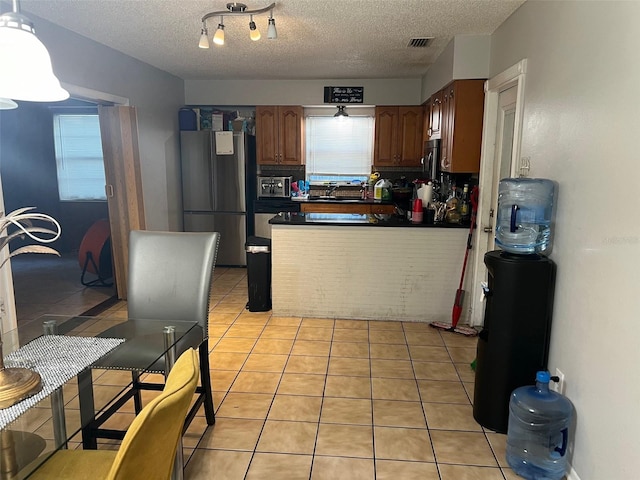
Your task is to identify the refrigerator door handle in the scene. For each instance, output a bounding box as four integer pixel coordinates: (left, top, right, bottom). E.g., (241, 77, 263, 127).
(210, 133, 218, 211)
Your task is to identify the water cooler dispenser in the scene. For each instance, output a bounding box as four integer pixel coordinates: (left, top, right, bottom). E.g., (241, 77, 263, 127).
(473, 178, 557, 433)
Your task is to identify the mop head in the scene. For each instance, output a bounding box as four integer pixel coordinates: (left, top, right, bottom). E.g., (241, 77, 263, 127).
(429, 321, 478, 337)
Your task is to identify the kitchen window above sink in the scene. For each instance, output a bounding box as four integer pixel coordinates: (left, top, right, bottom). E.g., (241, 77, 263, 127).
(305, 114, 374, 181)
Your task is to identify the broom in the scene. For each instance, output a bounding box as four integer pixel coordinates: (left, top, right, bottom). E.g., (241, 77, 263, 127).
(430, 186, 479, 337)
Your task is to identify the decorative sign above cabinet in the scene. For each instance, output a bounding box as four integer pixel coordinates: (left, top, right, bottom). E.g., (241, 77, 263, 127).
(323, 86, 364, 104)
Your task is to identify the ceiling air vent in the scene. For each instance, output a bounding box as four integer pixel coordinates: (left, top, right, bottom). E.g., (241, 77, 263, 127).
(407, 37, 433, 48)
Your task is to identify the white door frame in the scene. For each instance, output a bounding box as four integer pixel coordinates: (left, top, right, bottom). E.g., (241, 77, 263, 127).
(469, 59, 528, 326)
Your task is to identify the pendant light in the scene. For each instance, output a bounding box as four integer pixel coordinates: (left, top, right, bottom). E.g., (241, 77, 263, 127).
(334, 106, 348, 117)
(0, 98, 18, 110)
(0, 0, 69, 102)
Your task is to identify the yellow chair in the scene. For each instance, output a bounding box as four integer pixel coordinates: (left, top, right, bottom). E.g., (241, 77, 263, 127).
(30, 348, 200, 480)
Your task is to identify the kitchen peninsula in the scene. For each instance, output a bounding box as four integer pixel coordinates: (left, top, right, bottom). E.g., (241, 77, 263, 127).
(270, 213, 472, 323)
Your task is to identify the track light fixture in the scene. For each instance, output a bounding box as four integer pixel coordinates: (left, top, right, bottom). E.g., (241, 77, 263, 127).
(334, 106, 348, 118)
(199, 2, 276, 48)
(0, 0, 69, 102)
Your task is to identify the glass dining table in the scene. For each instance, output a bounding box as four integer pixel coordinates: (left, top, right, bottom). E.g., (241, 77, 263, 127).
(0, 314, 199, 479)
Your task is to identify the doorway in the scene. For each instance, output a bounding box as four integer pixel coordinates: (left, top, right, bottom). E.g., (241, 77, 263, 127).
(0, 85, 137, 330)
(469, 59, 528, 326)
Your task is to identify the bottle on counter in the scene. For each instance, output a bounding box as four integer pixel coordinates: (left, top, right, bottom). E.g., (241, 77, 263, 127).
(445, 185, 461, 223)
(458, 183, 471, 223)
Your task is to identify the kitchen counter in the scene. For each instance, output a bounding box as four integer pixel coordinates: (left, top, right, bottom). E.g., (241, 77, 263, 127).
(270, 211, 469, 228)
(270, 216, 475, 322)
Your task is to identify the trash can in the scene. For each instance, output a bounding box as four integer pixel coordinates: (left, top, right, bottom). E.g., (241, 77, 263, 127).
(245, 236, 272, 312)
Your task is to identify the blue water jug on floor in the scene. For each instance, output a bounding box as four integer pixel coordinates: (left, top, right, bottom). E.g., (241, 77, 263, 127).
(506, 371, 573, 480)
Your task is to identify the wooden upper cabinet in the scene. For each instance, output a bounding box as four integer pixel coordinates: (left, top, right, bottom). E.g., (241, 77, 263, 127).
(428, 90, 443, 140)
(256, 106, 278, 164)
(438, 79, 485, 173)
(278, 106, 305, 165)
(256, 106, 304, 165)
(373, 106, 399, 166)
(398, 106, 424, 166)
(374, 105, 424, 167)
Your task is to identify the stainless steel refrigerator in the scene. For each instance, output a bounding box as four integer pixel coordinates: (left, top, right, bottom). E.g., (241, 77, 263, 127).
(180, 131, 256, 266)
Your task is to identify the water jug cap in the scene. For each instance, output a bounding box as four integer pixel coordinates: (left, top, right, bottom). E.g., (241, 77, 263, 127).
(536, 371, 550, 383)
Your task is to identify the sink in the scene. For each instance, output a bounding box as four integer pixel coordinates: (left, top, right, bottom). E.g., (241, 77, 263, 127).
(308, 196, 363, 203)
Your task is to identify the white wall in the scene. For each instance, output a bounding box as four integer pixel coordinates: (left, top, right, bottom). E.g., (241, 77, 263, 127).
(421, 35, 491, 101)
(185, 78, 422, 106)
(490, 2, 640, 479)
(33, 15, 185, 231)
(453, 35, 491, 80)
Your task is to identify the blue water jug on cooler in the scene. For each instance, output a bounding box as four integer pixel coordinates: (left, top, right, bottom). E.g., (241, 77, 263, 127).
(495, 178, 555, 255)
(506, 371, 573, 480)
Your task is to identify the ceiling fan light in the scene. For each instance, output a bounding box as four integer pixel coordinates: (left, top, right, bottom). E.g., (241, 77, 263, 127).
(267, 17, 277, 39)
(0, 12, 69, 102)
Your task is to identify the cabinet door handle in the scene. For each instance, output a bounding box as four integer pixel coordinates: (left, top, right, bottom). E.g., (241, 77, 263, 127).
(483, 226, 493, 233)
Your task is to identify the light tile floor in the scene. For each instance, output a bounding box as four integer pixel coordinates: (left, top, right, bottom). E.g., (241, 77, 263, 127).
(173, 268, 522, 480)
(27, 265, 525, 479)
(11, 254, 116, 325)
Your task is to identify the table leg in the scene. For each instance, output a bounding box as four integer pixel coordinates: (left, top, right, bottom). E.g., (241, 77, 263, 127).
(0, 430, 18, 479)
(77, 369, 97, 450)
(163, 326, 183, 480)
(42, 321, 67, 449)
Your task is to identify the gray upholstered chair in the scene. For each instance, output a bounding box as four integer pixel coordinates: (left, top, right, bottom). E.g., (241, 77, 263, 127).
(85, 230, 219, 447)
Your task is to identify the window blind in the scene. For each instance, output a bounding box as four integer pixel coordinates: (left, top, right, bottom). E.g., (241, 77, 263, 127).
(305, 116, 374, 179)
(53, 114, 107, 201)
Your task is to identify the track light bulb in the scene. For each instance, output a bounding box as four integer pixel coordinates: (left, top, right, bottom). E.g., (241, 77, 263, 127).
(267, 16, 277, 39)
(199, 25, 210, 49)
(249, 15, 261, 41)
(213, 24, 225, 45)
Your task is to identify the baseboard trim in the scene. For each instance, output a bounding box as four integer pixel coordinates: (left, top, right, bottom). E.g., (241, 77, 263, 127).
(567, 466, 581, 480)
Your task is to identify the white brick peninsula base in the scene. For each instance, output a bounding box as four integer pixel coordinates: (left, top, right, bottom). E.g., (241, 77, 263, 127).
(271, 220, 473, 323)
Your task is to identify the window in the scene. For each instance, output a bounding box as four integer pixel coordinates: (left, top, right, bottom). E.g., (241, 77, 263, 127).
(305, 115, 374, 184)
(53, 113, 106, 201)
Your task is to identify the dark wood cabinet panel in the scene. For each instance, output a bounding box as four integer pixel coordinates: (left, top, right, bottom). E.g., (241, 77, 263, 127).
(374, 106, 424, 167)
(256, 106, 304, 165)
(426, 80, 485, 172)
(439, 79, 485, 173)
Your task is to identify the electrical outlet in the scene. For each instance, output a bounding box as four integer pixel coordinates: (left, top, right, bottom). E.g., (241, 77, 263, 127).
(552, 368, 565, 394)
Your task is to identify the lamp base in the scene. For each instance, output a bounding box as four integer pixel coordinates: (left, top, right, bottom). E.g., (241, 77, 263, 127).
(0, 367, 42, 409)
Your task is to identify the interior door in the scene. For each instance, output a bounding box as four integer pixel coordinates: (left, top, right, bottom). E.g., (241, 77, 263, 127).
(484, 85, 518, 253)
(470, 59, 527, 327)
(98, 105, 146, 299)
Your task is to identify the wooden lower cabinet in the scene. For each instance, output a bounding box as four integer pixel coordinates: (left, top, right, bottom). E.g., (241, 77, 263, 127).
(300, 203, 395, 214)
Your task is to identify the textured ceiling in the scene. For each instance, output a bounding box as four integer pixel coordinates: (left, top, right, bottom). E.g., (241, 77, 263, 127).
(19, 0, 525, 81)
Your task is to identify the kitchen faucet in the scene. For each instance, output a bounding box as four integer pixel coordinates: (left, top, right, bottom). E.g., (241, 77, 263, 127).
(325, 184, 339, 196)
